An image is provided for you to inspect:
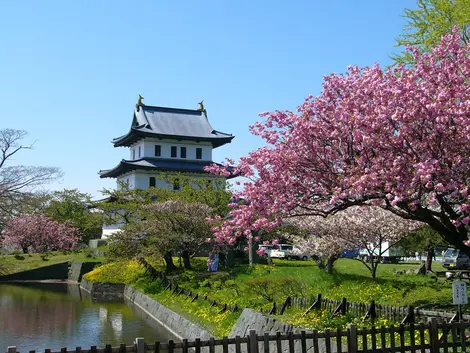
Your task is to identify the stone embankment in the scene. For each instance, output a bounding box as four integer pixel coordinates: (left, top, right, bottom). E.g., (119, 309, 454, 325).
(79, 280, 212, 340)
(0, 261, 99, 282)
(80, 280, 343, 351)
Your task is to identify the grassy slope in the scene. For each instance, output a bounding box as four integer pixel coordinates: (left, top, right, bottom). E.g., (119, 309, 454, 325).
(84, 257, 453, 336)
(0, 251, 105, 276)
(187, 258, 451, 308)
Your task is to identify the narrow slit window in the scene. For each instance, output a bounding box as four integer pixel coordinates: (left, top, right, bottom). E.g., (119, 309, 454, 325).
(138, 146, 141, 158)
(155, 145, 161, 157)
(171, 146, 177, 158)
(180, 147, 187, 158)
(196, 148, 202, 160)
(149, 177, 156, 187)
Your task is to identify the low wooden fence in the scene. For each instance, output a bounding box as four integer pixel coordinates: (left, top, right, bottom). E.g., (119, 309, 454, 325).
(271, 295, 465, 325)
(137, 257, 242, 313)
(139, 258, 466, 326)
(7, 319, 470, 353)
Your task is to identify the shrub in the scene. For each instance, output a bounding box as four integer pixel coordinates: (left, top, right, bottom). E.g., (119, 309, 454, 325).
(245, 277, 276, 302)
(274, 276, 309, 298)
(245, 276, 309, 303)
(107, 232, 141, 260)
(83, 260, 145, 284)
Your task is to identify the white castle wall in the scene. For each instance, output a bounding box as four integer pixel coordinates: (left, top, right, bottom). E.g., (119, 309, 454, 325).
(129, 138, 212, 161)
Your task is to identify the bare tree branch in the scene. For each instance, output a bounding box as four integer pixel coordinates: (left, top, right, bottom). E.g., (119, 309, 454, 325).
(0, 129, 62, 230)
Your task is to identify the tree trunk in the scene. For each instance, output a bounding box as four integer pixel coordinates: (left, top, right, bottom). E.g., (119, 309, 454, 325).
(21, 246, 28, 254)
(313, 255, 326, 270)
(226, 249, 235, 268)
(248, 241, 254, 267)
(425, 246, 433, 272)
(248, 240, 263, 266)
(327, 256, 336, 274)
(371, 261, 378, 280)
(164, 252, 176, 271)
(182, 250, 191, 269)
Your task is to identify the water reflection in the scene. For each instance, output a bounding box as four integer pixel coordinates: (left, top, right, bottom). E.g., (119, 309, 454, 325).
(0, 283, 176, 352)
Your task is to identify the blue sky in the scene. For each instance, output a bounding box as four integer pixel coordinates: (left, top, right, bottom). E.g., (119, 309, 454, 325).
(0, 0, 416, 198)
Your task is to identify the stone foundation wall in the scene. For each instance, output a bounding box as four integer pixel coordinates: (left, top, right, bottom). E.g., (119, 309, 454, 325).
(229, 309, 348, 353)
(79, 280, 212, 341)
(0, 262, 70, 281)
(68, 261, 98, 282)
(124, 286, 212, 340)
(80, 278, 125, 301)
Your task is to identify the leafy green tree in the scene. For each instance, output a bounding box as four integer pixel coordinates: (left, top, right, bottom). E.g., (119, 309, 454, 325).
(120, 200, 212, 270)
(100, 177, 232, 270)
(393, 0, 470, 64)
(397, 226, 450, 271)
(160, 173, 232, 217)
(98, 183, 171, 226)
(44, 189, 103, 244)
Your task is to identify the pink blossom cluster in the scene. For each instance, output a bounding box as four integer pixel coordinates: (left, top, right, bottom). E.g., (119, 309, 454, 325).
(206, 28, 470, 248)
(2, 213, 81, 253)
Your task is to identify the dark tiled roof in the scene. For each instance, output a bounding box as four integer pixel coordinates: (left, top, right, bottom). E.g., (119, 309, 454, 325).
(112, 106, 234, 148)
(99, 157, 231, 178)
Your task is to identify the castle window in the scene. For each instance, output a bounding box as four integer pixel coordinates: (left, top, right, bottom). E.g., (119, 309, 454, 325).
(149, 177, 156, 187)
(171, 146, 177, 158)
(180, 147, 187, 158)
(196, 148, 202, 160)
(155, 145, 161, 157)
(173, 178, 180, 191)
(138, 146, 141, 158)
(133, 149, 135, 160)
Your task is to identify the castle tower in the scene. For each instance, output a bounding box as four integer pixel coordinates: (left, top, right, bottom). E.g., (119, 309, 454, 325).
(99, 102, 234, 190)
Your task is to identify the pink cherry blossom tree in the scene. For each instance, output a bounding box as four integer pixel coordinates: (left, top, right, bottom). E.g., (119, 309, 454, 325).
(2, 213, 81, 253)
(289, 207, 420, 279)
(206, 28, 470, 256)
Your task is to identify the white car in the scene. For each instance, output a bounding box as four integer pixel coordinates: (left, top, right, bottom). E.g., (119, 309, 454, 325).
(270, 244, 311, 260)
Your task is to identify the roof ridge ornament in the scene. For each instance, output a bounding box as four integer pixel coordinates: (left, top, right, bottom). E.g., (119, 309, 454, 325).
(197, 100, 205, 111)
(136, 95, 145, 111)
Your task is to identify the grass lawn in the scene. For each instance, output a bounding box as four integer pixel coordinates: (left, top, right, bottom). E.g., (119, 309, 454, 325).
(160, 257, 452, 308)
(84, 256, 455, 336)
(0, 249, 105, 276)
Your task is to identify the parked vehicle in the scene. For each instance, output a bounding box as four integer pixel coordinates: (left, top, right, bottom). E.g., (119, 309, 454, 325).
(359, 242, 405, 263)
(442, 248, 470, 269)
(341, 249, 359, 259)
(258, 244, 276, 257)
(270, 244, 311, 260)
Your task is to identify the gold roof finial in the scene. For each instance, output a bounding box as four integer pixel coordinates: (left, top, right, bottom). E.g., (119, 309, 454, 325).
(197, 100, 205, 111)
(137, 94, 145, 106)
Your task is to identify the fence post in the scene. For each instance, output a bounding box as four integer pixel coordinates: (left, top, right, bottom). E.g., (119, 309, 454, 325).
(429, 318, 439, 353)
(331, 297, 347, 318)
(135, 338, 145, 353)
(279, 296, 292, 315)
(7, 347, 16, 353)
(303, 293, 322, 316)
(249, 330, 259, 353)
(401, 305, 415, 324)
(347, 324, 357, 353)
(269, 302, 276, 315)
(363, 300, 377, 323)
(341, 297, 347, 315)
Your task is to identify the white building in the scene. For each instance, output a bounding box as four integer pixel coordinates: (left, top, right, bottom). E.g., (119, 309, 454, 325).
(98, 100, 234, 237)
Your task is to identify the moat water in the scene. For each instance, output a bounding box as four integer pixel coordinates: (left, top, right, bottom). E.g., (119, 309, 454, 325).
(0, 282, 176, 353)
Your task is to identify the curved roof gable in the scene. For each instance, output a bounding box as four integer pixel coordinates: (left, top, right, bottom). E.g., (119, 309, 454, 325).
(99, 157, 235, 179)
(113, 105, 234, 148)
